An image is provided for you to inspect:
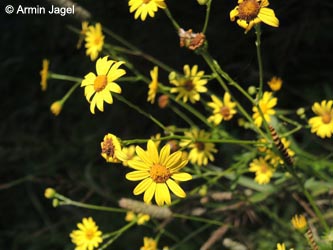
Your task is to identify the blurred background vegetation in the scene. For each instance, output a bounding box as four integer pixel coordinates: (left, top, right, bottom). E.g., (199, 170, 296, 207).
(1, 0, 332, 249)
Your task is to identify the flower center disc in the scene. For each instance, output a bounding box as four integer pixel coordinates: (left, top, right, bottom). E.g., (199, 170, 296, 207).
(238, 0, 260, 21)
(195, 142, 205, 151)
(142, 0, 151, 4)
(184, 80, 194, 91)
(150, 164, 171, 183)
(85, 229, 94, 240)
(102, 138, 115, 157)
(322, 113, 332, 124)
(220, 106, 230, 118)
(94, 75, 107, 92)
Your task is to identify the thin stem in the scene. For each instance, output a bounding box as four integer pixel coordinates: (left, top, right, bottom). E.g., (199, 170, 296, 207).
(113, 94, 168, 131)
(62, 82, 80, 102)
(49, 73, 82, 83)
(202, 0, 212, 34)
(169, 105, 196, 127)
(56, 194, 125, 213)
(163, 7, 181, 31)
(255, 24, 263, 98)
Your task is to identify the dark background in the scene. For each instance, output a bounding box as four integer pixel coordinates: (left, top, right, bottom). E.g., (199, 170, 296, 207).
(1, 0, 332, 249)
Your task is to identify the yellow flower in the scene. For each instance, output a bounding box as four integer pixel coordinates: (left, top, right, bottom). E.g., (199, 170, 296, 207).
(81, 56, 126, 114)
(230, 0, 279, 33)
(77, 21, 89, 49)
(140, 237, 157, 250)
(116, 145, 140, 166)
(308, 100, 333, 138)
(50, 100, 63, 116)
(207, 92, 237, 125)
(126, 140, 192, 206)
(276, 243, 286, 250)
(129, 0, 166, 21)
(291, 214, 307, 231)
(44, 188, 56, 199)
(267, 76, 282, 92)
(180, 128, 217, 166)
(147, 66, 159, 104)
(85, 23, 105, 61)
(40, 59, 49, 91)
(70, 217, 103, 250)
(100, 133, 122, 163)
(252, 91, 277, 127)
(125, 211, 150, 225)
(170, 65, 208, 103)
(249, 157, 274, 184)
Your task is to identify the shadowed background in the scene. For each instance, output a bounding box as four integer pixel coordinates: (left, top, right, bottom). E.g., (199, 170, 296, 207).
(1, 0, 332, 249)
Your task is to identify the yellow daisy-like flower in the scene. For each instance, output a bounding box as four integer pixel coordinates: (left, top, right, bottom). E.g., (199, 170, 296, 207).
(230, 0, 279, 33)
(81, 56, 126, 114)
(267, 76, 282, 92)
(291, 214, 307, 231)
(40, 59, 49, 91)
(308, 100, 333, 138)
(265, 138, 295, 167)
(276, 243, 286, 250)
(116, 145, 140, 167)
(180, 128, 217, 166)
(77, 21, 89, 49)
(70, 217, 103, 250)
(170, 65, 208, 103)
(100, 133, 122, 163)
(140, 237, 157, 250)
(85, 23, 105, 61)
(249, 157, 274, 184)
(129, 0, 166, 21)
(50, 100, 63, 116)
(252, 91, 277, 127)
(207, 92, 237, 125)
(147, 66, 159, 104)
(126, 140, 192, 206)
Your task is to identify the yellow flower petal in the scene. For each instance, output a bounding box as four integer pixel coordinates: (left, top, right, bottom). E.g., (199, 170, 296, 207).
(166, 179, 186, 198)
(134, 178, 153, 195)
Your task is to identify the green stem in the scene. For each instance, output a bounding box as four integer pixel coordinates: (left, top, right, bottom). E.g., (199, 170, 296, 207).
(49, 73, 82, 83)
(99, 221, 137, 250)
(169, 105, 196, 127)
(163, 7, 181, 31)
(62, 82, 80, 102)
(202, 0, 212, 34)
(113, 94, 167, 131)
(56, 194, 125, 213)
(254, 24, 263, 98)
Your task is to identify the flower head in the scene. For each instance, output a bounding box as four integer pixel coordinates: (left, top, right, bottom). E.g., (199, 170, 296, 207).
(276, 243, 286, 250)
(44, 188, 56, 199)
(140, 237, 157, 250)
(116, 145, 140, 166)
(50, 100, 63, 116)
(125, 211, 150, 225)
(291, 214, 307, 231)
(267, 76, 282, 92)
(308, 100, 333, 138)
(81, 56, 126, 114)
(170, 65, 208, 103)
(158, 94, 169, 108)
(207, 92, 237, 125)
(70, 217, 103, 250)
(129, 0, 166, 21)
(126, 140, 192, 206)
(230, 0, 279, 33)
(249, 157, 274, 184)
(40, 59, 49, 91)
(147, 66, 159, 104)
(101, 133, 122, 163)
(252, 91, 277, 127)
(85, 23, 104, 61)
(180, 128, 217, 166)
(77, 21, 89, 49)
